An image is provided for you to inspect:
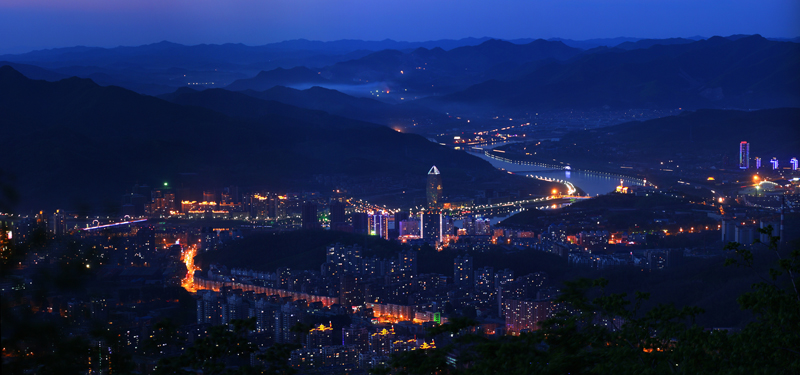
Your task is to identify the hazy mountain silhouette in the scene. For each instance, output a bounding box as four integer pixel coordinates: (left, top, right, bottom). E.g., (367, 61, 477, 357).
(227, 39, 583, 95)
(265, 37, 496, 52)
(0, 61, 68, 81)
(225, 66, 329, 91)
(544, 37, 642, 49)
(436, 35, 800, 110)
(0, 41, 374, 95)
(614, 37, 696, 50)
(0, 66, 525, 212)
(244, 86, 448, 125)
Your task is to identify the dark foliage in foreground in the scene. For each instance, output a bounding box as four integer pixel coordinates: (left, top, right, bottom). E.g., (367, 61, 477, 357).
(390, 227, 800, 374)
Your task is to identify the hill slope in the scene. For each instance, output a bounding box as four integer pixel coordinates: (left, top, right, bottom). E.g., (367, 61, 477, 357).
(0, 66, 543, 212)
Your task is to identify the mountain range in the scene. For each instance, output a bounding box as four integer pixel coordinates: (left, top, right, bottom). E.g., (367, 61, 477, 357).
(0, 66, 542, 213)
(2, 35, 796, 112)
(225, 39, 585, 95)
(433, 35, 800, 110)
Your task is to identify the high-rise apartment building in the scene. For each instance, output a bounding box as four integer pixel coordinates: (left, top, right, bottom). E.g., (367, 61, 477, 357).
(739, 141, 750, 169)
(369, 212, 389, 239)
(454, 255, 473, 285)
(421, 210, 442, 243)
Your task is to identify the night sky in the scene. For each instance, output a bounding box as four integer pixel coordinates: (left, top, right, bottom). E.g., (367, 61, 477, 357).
(1, 0, 798, 53)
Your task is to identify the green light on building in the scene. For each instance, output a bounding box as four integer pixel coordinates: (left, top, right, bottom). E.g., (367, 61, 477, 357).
(434, 312, 441, 324)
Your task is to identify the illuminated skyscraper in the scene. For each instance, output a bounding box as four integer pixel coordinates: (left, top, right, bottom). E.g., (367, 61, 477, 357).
(421, 210, 442, 243)
(427, 166, 442, 208)
(739, 141, 749, 169)
(368, 212, 389, 239)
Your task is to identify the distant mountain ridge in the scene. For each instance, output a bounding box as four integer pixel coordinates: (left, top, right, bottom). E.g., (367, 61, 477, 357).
(3, 34, 794, 98)
(436, 35, 800, 110)
(225, 38, 584, 94)
(225, 66, 329, 91)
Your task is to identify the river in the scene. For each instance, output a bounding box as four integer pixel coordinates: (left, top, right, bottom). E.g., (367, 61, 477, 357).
(471, 147, 646, 197)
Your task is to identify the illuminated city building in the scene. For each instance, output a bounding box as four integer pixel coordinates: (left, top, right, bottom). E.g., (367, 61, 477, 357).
(474, 266, 494, 290)
(792, 157, 798, 171)
(307, 323, 333, 348)
(369, 212, 389, 239)
(755, 157, 762, 169)
(326, 243, 362, 275)
(276, 304, 303, 343)
(739, 141, 750, 169)
(220, 185, 238, 204)
(394, 211, 410, 230)
(246, 192, 282, 219)
(398, 218, 420, 237)
(290, 345, 359, 370)
(397, 250, 417, 278)
(504, 299, 554, 334)
(342, 325, 369, 353)
(339, 274, 364, 307)
(426, 166, 442, 208)
(49, 210, 66, 236)
(148, 187, 175, 216)
(771, 158, 779, 170)
(454, 255, 473, 285)
(421, 210, 443, 243)
(369, 328, 396, 355)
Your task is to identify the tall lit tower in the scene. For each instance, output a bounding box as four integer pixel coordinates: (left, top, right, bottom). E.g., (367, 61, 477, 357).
(427, 166, 442, 208)
(771, 158, 779, 170)
(739, 141, 750, 169)
(755, 157, 762, 169)
(791, 158, 798, 171)
(368, 212, 389, 239)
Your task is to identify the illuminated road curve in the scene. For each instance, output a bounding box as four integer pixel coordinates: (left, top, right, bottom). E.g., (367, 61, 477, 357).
(192, 275, 340, 306)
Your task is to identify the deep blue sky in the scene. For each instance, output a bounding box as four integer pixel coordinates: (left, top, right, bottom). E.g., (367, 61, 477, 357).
(1, 0, 798, 54)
